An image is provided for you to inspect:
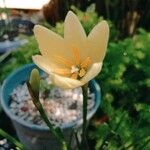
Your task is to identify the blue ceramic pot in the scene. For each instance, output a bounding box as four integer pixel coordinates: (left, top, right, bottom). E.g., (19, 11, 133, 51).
(1, 64, 101, 150)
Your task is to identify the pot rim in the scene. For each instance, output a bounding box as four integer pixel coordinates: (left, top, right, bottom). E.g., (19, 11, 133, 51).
(0, 63, 101, 131)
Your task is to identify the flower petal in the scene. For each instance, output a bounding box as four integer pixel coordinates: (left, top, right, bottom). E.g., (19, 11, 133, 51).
(81, 62, 103, 83)
(50, 73, 84, 89)
(87, 21, 109, 62)
(64, 11, 86, 50)
(32, 55, 57, 74)
(34, 25, 70, 60)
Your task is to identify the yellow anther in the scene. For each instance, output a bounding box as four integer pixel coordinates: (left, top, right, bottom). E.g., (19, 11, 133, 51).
(79, 68, 86, 77)
(55, 55, 73, 68)
(72, 48, 80, 65)
(71, 73, 78, 79)
(80, 57, 92, 69)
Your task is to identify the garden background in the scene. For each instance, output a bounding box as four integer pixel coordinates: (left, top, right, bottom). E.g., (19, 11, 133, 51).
(0, 0, 150, 149)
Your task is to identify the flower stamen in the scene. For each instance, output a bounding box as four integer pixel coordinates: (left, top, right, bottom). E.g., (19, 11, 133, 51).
(71, 73, 78, 79)
(79, 68, 86, 77)
(72, 48, 80, 65)
(54, 68, 71, 76)
(80, 57, 92, 69)
(55, 55, 73, 68)
(54, 49, 92, 80)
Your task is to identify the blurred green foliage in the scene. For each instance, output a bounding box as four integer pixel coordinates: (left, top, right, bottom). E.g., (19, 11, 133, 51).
(0, 6, 150, 150)
(92, 28, 150, 149)
(0, 36, 38, 83)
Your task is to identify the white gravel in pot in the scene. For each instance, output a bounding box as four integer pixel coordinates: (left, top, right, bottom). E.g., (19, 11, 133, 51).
(9, 82, 95, 127)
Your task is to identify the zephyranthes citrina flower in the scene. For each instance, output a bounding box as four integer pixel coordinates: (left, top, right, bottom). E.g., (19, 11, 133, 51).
(32, 11, 109, 89)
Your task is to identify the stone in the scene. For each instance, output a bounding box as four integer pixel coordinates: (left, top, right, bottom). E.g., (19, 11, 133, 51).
(9, 82, 95, 127)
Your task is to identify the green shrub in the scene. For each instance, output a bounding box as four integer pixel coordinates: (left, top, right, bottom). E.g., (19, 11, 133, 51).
(91, 28, 150, 149)
(0, 36, 38, 83)
(44, 5, 119, 41)
(0, 8, 149, 150)
(98, 28, 150, 108)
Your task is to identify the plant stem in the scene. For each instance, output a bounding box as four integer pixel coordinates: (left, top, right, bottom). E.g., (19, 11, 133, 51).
(68, 129, 74, 148)
(27, 82, 68, 150)
(0, 128, 25, 150)
(62, 141, 68, 150)
(34, 100, 68, 150)
(75, 131, 82, 150)
(81, 83, 89, 149)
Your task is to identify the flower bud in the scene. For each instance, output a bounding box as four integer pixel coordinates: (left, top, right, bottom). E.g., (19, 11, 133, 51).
(29, 68, 40, 99)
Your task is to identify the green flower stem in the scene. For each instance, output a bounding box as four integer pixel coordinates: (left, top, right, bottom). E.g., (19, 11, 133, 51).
(0, 128, 25, 150)
(81, 83, 89, 149)
(75, 131, 82, 150)
(68, 129, 74, 147)
(27, 82, 68, 150)
(62, 141, 68, 150)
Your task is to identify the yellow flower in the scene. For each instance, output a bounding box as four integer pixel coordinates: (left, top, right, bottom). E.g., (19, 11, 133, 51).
(32, 11, 109, 89)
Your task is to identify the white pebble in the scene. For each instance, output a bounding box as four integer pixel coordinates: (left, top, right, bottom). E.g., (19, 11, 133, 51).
(10, 82, 95, 127)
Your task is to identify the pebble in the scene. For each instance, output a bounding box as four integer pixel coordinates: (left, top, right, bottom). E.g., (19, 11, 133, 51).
(9, 82, 95, 127)
(0, 139, 7, 145)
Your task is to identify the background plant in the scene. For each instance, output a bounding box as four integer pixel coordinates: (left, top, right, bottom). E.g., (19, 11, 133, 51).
(42, 0, 150, 38)
(0, 5, 150, 150)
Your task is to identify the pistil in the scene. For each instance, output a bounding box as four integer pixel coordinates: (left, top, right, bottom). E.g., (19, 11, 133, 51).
(71, 65, 79, 74)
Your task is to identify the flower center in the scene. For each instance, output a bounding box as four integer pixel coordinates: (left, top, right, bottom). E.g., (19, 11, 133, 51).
(71, 65, 79, 74)
(54, 48, 92, 80)
(70, 65, 86, 79)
